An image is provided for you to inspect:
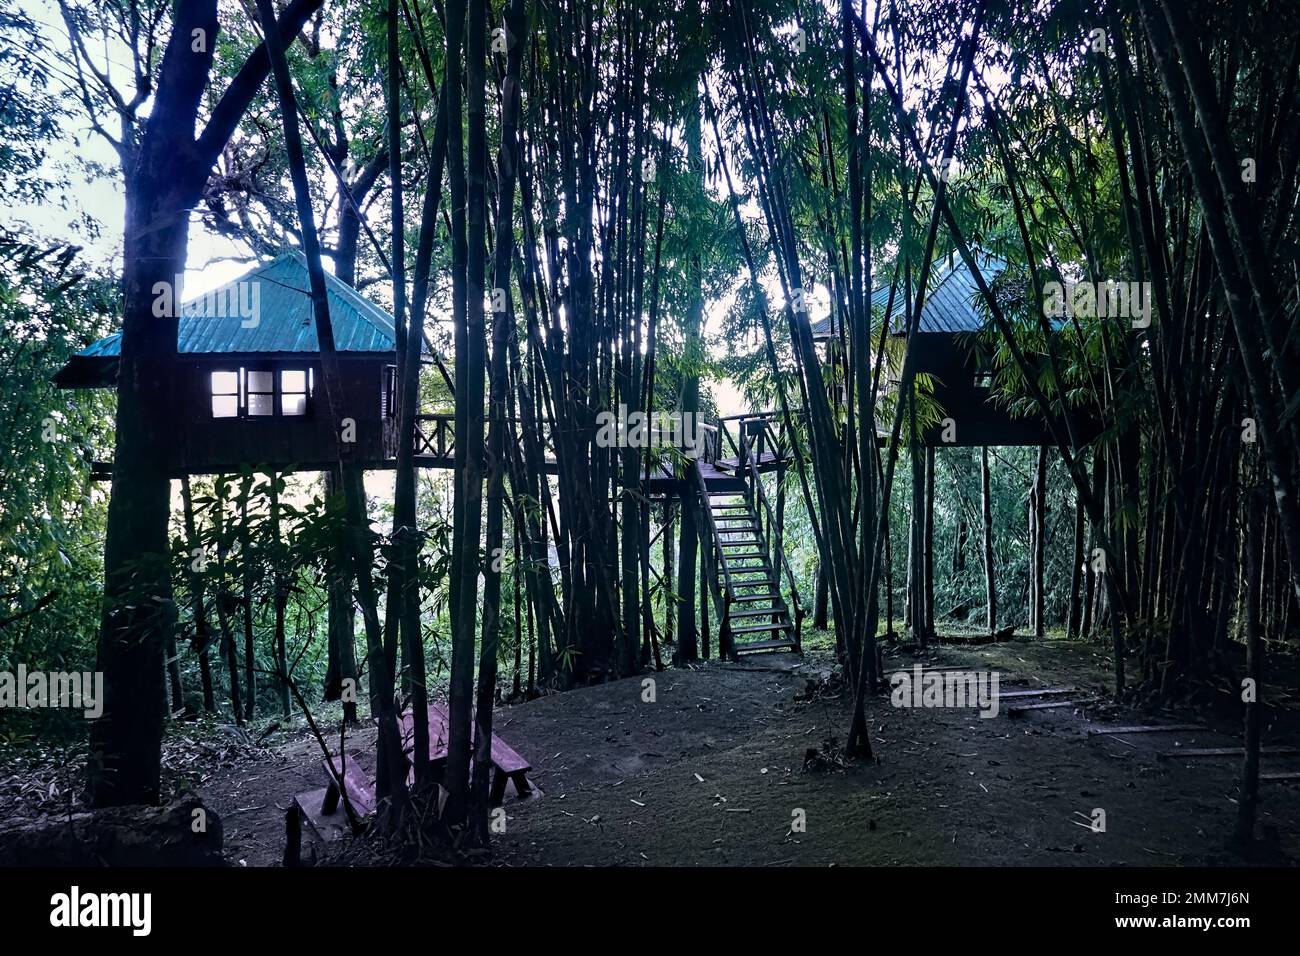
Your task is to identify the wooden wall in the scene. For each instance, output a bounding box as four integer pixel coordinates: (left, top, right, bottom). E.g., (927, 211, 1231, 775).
(910, 333, 1081, 447)
(164, 354, 395, 474)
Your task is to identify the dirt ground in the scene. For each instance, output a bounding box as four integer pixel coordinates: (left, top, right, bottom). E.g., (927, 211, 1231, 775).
(188, 636, 1300, 867)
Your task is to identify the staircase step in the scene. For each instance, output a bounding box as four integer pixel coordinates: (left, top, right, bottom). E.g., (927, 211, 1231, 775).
(729, 621, 794, 635)
(729, 607, 789, 620)
(732, 592, 781, 602)
(734, 638, 799, 654)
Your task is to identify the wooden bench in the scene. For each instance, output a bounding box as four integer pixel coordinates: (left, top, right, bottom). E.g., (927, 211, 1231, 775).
(290, 751, 374, 846)
(400, 702, 534, 805)
(320, 753, 375, 823)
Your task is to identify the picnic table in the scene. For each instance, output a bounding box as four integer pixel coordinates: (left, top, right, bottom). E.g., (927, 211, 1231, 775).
(399, 702, 534, 805)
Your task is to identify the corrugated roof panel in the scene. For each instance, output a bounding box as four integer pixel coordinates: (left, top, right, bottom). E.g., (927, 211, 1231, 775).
(812, 253, 1010, 340)
(73, 252, 398, 358)
(888, 252, 1007, 334)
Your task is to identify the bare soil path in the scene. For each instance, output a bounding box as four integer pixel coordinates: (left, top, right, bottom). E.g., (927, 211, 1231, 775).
(191, 637, 1300, 867)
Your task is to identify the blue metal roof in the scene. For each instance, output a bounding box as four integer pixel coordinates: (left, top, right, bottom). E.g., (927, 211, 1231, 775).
(812, 252, 1013, 338)
(895, 251, 1007, 334)
(75, 252, 399, 358)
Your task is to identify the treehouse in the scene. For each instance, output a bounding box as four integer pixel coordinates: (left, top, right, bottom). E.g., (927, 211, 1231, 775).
(49, 254, 821, 661)
(812, 253, 1078, 447)
(54, 253, 409, 476)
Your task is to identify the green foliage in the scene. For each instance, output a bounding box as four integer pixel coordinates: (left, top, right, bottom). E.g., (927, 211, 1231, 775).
(0, 237, 116, 735)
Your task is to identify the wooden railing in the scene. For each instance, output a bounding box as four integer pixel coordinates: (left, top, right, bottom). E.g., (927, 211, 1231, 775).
(718, 411, 787, 466)
(413, 414, 456, 459)
(415, 411, 716, 472)
(696, 421, 720, 465)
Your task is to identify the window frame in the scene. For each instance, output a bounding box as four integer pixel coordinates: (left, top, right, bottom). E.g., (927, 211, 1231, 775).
(207, 364, 315, 420)
(244, 367, 276, 418)
(279, 368, 312, 417)
(382, 364, 397, 420)
(973, 351, 995, 392)
(210, 369, 241, 419)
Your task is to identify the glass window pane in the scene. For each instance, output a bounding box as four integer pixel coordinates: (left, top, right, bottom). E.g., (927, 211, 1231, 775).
(212, 395, 238, 418)
(281, 369, 306, 393)
(281, 394, 307, 416)
(211, 371, 239, 395)
(248, 393, 273, 416)
(247, 370, 273, 393)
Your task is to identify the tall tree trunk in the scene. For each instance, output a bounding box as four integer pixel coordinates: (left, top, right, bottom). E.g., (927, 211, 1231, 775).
(1139, 0, 1300, 610)
(444, 0, 487, 827)
(322, 469, 359, 725)
(270, 473, 290, 717)
(180, 476, 215, 714)
(164, 623, 184, 718)
(1068, 486, 1086, 640)
(382, 0, 437, 793)
(239, 489, 256, 722)
(213, 489, 242, 726)
(662, 505, 676, 648)
(924, 446, 935, 637)
(981, 446, 996, 635)
(884, 507, 894, 637)
(472, 0, 527, 840)
(1234, 487, 1265, 849)
(675, 77, 707, 663)
(814, 564, 830, 630)
(699, 548, 710, 659)
(1033, 445, 1048, 638)
(254, 0, 407, 817)
(83, 0, 326, 805)
(674, 464, 700, 662)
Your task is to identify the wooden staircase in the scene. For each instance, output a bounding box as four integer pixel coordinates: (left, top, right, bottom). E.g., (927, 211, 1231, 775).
(692, 413, 804, 659)
(706, 492, 798, 654)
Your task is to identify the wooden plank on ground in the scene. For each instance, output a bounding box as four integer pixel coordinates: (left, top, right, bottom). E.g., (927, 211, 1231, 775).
(1087, 724, 1204, 735)
(996, 688, 1074, 699)
(1159, 746, 1300, 759)
(1008, 700, 1077, 717)
(881, 665, 1012, 675)
(1261, 772, 1300, 782)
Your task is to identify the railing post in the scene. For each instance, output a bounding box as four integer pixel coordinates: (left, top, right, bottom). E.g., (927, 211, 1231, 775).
(720, 593, 733, 660)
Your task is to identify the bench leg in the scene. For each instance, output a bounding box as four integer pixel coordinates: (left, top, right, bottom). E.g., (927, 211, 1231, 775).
(490, 767, 510, 806)
(511, 772, 533, 798)
(321, 779, 340, 815)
